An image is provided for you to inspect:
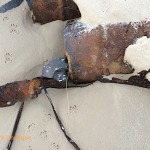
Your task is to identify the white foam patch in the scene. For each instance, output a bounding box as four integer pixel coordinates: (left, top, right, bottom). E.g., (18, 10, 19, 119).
(124, 36, 150, 73)
(73, 0, 150, 25)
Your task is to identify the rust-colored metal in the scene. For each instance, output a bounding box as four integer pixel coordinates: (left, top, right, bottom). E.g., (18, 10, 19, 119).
(64, 21, 150, 83)
(32, 0, 81, 24)
(0, 78, 66, 107)
(99, 70, 150, 89)
(1, 20, 150, 107)
(0, 79, 40, 107)
(0, 77, 91, 107)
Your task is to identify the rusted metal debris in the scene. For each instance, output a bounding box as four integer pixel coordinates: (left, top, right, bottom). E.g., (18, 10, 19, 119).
(7, 102, 24, 150)
(1, 71, 150, 108)
(32, 0, 81, 24)
(0, 77, 91, 107)
(0, 78, 66, 107)
(0, 79, 40, 107)
(99, 70, 150, 88)
(64, 21, 150, 83)
(1, 20, 150, 107)
(4, 77, 83, 149)
(44, 88, 81, 150)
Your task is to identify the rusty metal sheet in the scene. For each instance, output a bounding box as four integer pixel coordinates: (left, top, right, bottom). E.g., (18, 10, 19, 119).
(32, 0, 81, 24)
(64, 21, 150, 83)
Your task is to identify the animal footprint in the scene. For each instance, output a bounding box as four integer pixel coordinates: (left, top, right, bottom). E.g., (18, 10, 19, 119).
(50, 142, 60, 149)
(46, 113, 52, 121)
(4, 53, 12, 63)
(28, 123, 35, 132)
(42, 113, 52, 123)
(28, 145, 32, 150)
(70, 105, 78, 113)
(39, 130, 48, 139)
(3, 16, 9, 21)
(9, 23, 19, 34)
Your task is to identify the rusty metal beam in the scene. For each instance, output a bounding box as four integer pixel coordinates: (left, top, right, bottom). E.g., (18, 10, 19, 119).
(0, 77, 92, 107)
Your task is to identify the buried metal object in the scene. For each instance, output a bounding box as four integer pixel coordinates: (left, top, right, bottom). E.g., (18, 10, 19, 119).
(32, 0, 81, 24)
(0, 0, 81, 24)
(0, 56, 150, 150)
(42, 57, 68, 83)
(64, 21, 150, 83)
(4, 57, 82, 150)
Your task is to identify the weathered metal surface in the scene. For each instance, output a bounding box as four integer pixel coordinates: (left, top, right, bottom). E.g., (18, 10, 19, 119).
(32, 0, 81, 24)
(0, 77, 92, 107)
(64, 21, 150, 83)
(0, 79, 40, 107)
(99, 70, 150, 89)
(42, 57, 68, 83)
(0, 72, 150, 107)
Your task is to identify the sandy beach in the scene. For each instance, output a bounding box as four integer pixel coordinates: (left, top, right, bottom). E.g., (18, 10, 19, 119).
(0, 0, 150, 150)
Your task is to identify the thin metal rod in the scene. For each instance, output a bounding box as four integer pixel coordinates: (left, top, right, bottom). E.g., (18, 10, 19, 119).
(44, 88, 80, 150)
(6, 102, 24, 150)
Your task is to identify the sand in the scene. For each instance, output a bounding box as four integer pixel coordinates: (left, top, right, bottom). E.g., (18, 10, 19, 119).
(73, 0, 150, 25)
(124, 36, 150, 73)
(0, 83, 150, 150)
(0, 0, 66, 85)
(0, 1, 150, 150)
